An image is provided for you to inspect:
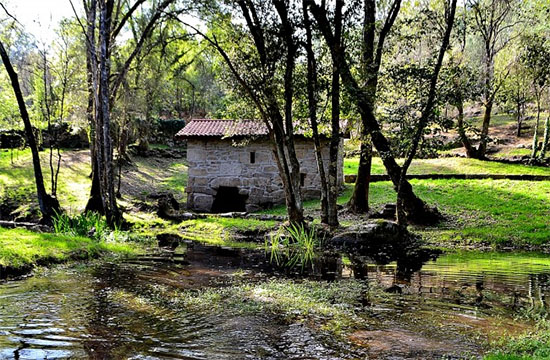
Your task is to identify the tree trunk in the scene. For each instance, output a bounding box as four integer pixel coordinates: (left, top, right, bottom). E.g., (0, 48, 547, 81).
(456, 102, 477, 158)
(476, 100, 492, 159)
(0, 41, 61, 224)
(98, 0, 122, 226)
(326, 0, 343, 228)
(302, 0, 328, 224)
(273, 1, 304, 225)
(347, 137, 372, 213)
(532, 93, 541, 160)
(516, 100, 522, 137)
(540, 115, 550, 160)
(84, 0, 104, 214)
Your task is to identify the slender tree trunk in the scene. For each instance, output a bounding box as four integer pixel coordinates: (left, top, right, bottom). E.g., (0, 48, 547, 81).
(516, 100, 522, 137)
(84, 0, 104, 214)
(326, 0, 343, 227)
(302, 0, 328, 224)
(0, 41, 61, 223)
(456, 102, 477, 158)
(347, 0, 376, 213)
(98, 0, 122, 226)
(273, 1, 304, 225)
(532, 93, 541, 160)
(476, 100, 492, 159)
(540, 115, 550, 160)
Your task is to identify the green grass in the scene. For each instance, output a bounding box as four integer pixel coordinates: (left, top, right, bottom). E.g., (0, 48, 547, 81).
(177, 217, 277, 248)
(161, 162, 188, 194)
(0, 227, 143, 269)
(0, 148, 91, 212)
(264, 178, 549, 246)
(368, 179, 550, 246)
(130, 215, 279, 249)
(344, 157, 550, 176)
(486, 330, 550, 359)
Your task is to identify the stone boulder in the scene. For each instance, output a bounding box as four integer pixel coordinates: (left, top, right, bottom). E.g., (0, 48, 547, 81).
(328, 220, 421, 263)
(156, 193, 181, 220)
(157, 233, 182, 249)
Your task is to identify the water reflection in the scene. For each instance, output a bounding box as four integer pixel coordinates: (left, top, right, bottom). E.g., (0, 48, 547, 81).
(0, 241, 549, 359)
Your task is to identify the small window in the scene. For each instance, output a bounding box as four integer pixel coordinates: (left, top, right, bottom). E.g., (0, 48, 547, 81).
(300, 173, 306, 187)
(250, 151, 256, 164)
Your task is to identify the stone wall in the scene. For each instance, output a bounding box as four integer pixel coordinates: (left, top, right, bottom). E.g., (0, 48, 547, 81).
(186, 138, 343, 212)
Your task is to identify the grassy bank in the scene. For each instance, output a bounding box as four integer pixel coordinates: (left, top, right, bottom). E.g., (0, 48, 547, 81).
(370, 179, 550, 246)
(263, 178, 550, 247)
(2, 148, 549, 248)
(129, 213, 278, 249)
(0, 148, 188, 213)
(0, 227, 144, 276)
(344, 157, 550, 176)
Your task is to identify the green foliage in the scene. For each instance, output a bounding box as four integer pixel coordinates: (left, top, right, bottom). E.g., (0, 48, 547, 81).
(265, 224, 322, 270)
(53, 211, 152, 244)
(53, 211, 109, 240)
(486, 328, 550, 360)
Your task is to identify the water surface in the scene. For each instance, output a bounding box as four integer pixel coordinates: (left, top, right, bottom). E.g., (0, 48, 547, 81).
(0, 242, 548, 359)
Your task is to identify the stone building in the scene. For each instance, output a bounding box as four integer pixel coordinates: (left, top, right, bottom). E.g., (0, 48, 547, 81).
(175, 119, 345, 213)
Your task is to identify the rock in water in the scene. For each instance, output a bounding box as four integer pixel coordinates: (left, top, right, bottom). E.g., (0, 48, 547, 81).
(329, 220, 420, 262)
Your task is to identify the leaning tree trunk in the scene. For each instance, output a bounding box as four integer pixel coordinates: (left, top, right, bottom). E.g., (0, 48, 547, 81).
(0, 41, 61, 224)
(540, 115, 550, 160)
(396, 0, 457, 226)
(310, 2, 440, 225)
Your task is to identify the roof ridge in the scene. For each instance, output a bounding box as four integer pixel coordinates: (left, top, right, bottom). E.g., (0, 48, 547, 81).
(189, 118, 259, 121)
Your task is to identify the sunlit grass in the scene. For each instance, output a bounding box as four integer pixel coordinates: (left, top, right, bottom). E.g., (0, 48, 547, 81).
(371, 179, 550, 245)
(0, 227, 142, 269)
(0, 148, 91, 211)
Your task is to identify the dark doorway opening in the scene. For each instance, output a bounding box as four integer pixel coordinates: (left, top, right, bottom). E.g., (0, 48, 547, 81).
(211, 186, 248, 213)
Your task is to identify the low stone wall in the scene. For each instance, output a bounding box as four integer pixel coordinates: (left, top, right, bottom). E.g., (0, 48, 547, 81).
(344, 173, 550, 183)
(186, 138, 343, 212)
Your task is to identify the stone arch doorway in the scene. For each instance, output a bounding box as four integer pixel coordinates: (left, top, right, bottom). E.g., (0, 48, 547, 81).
(211, 186, 248, 213)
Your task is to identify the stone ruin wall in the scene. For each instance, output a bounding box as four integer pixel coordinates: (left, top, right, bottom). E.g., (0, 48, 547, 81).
(186, 138, 343, 212)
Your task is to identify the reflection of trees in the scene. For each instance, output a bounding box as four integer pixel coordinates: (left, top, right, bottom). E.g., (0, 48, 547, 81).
(527, 273, 550, 312)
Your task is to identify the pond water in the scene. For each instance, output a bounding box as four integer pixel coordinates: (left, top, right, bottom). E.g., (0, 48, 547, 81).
(0, 241, 548, 359)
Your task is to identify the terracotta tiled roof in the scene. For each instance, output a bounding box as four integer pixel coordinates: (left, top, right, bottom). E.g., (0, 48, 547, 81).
(175, 119, 268, 139)
(175, 118, 350, 139)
